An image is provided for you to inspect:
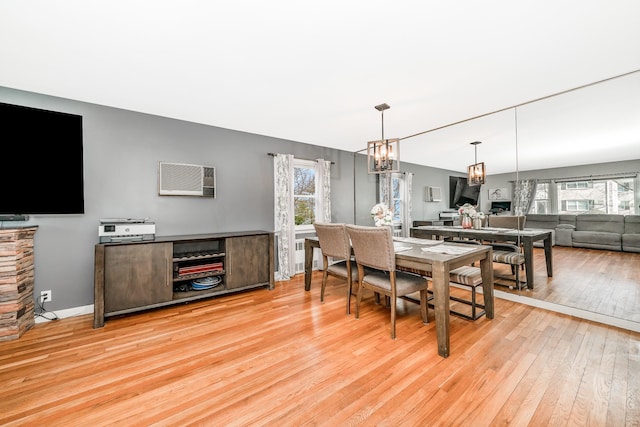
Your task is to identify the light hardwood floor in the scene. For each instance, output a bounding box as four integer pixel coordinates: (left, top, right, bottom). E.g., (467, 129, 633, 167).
(494, 246, 640, 323)
(1, 271, 639, 426)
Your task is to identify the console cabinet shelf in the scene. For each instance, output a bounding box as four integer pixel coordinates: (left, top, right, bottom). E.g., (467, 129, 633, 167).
(94, 230, 274, 328)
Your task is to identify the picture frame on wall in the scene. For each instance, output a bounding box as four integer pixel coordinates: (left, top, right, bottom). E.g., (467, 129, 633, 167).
(488, 188, 508, 201)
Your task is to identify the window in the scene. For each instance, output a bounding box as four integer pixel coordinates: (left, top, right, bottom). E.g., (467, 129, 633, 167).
(378, 172, 411, 237)
(562, 181, 593, 189)
(562, 199, 593, 212)
(293, 160, 316, 228)
(529, 182, 550, 214)
(557, 177, 635, 214)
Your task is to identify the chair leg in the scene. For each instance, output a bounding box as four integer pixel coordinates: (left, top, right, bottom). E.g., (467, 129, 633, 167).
(355, 283, 364, 319)
(346, 277, 352, 315)
(515, 265, 522, 290)
(390, 296, 397, 339)
(321, 270, 328, 302)
(471, 287, 476, 319)
(420, 289, 429, 324)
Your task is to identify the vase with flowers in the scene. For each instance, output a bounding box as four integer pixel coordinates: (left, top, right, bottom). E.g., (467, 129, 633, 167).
(370, 203, 393, 227)
(458, 203, 485, 229)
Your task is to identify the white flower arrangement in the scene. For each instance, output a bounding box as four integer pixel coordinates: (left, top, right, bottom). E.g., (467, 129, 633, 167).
(370, 203, 393, 227)
(458, 203, 485, 219)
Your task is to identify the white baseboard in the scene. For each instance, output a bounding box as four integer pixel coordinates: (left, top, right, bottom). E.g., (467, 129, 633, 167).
(494, 290, 640, 333)
(34, 304, 94, 323)
(33, 293, 640, 334)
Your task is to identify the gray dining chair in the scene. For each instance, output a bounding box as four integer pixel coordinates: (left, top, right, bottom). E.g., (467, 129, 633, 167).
(345, 224, 429, 339)
(313, 222, 359, 314)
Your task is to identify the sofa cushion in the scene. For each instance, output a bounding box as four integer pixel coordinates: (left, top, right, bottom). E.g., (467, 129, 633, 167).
(558, 214, 577, 227)
(575, 214, 624, 233)
(572, 231, 621, 250)
(622, 233, 640, 253)
(525, 214, 559, 230)
(624, 215, 640, 234)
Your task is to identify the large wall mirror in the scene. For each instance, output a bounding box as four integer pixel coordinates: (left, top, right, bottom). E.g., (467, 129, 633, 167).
(353, 70, 640, 329)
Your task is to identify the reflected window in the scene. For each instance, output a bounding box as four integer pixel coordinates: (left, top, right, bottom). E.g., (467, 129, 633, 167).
(530, 182, 550, 214)
(556, 177, 635, 214)
(563, 199, 593, 212)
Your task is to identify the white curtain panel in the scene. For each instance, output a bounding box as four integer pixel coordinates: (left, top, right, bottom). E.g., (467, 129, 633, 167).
(379, 173, 391, 209)
(273, 154, 295, 280)
(403, 172, 413, 237)
(316, 159, 332, 223)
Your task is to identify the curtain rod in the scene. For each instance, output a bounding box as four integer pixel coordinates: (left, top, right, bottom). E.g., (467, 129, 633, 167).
(267, 153, 335, 164)
(510, 171, 638, 183)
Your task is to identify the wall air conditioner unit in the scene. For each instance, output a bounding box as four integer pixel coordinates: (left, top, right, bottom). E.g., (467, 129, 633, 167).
(425, 186, 442, 202)
(159, 162, 215, 198)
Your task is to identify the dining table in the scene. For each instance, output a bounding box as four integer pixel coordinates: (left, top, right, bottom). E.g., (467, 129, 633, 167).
(304, 236, 494, 358)
(410, 225, 553, 289)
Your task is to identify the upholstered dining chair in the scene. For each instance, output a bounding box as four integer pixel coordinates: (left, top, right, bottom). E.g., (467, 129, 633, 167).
(489, 242, 525, 290)
(345, 224, 429, 339)
(434, 239, 486, 320)
(313, 222, 358, 314)
(487, 215, 526, 230)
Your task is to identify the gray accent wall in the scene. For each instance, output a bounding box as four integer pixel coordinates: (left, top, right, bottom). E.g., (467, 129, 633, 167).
(0, 86, 359, 312)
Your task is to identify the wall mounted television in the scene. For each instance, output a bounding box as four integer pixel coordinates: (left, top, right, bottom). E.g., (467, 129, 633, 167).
(449, 176, 481, 208)
(490, 201, 512, 214)
(0, 102, 84, 218)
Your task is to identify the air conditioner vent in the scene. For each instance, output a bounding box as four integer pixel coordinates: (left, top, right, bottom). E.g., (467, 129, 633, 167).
(426, 186, 442, 202)
(159, 162, 216, 198)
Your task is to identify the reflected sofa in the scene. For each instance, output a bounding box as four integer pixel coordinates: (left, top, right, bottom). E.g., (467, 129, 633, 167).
(524, 213, 640, 252)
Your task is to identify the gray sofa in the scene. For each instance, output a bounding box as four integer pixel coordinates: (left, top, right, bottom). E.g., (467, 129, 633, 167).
(622, 215, 640, 253)
(524, 213, 640, 252)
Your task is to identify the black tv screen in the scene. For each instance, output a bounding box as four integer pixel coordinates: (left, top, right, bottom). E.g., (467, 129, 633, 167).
(449, 176, 481, 208)
(0, 102, 84, 215)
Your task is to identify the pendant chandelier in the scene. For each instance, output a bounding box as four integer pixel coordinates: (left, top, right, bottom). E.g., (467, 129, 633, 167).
(367, 103, 400, 174)
(467, 141, 485, 186)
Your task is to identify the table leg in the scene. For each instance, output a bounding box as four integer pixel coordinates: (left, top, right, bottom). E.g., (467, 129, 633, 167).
(432, 260, 450, 358)
(543, 234, 553, 277)
(480, 250, 494, 319)
(523, 237, 535, 289)
(304, 238, 313, 291)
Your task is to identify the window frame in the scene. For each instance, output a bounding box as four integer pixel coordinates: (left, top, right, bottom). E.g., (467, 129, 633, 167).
(293, 159, 318, 232)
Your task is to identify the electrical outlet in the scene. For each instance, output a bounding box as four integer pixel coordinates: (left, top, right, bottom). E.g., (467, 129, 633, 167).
(40, 290, 52, 303)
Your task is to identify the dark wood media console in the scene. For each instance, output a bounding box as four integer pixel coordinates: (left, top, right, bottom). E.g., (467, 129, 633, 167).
(93, 230, 274, 328)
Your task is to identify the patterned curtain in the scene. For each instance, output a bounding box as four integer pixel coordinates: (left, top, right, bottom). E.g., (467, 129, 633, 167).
(273, 154, 295, 280)
(379, 173, 392, 208)
(512, 179, 537, 215)
(402, 172, 413, 237)
(316, 159, 331, 223)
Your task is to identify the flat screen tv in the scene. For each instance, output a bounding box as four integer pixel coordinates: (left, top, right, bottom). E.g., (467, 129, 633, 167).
(449, 176, 481, 208)
(490, 201, 512, 213)
(0, 102, 84, 217)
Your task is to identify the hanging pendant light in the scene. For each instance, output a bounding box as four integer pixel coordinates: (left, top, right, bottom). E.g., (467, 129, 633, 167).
(368, 103, 400, 174)
(467, 141, 485, 186)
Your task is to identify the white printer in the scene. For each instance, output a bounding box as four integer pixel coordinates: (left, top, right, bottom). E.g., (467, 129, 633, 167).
(98, 218, 156, 243)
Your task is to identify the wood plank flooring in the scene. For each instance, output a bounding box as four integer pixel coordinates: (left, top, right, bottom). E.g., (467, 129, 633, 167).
(1, 272, 639, 426)
(494, 246, 640, 323)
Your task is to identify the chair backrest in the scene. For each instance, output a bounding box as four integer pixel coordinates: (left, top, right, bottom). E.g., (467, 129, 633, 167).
(345, 224, 395, 272)
(313, 223, 351, 260)
(488, 215, 526, 230)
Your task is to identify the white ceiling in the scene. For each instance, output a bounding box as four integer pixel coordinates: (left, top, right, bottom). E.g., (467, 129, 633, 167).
(2, 1, 640, 174)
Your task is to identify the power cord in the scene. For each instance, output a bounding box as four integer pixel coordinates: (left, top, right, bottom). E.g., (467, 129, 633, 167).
(35, 296, 59, 321)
